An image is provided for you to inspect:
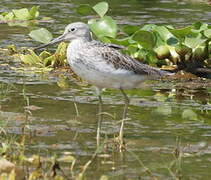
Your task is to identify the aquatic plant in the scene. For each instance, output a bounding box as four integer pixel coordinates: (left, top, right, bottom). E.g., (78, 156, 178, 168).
(0, 6, 53, 27)
(25, 1, 211, 77)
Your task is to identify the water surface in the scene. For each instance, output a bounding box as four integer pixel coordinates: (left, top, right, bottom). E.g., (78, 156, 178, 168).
(0, 0, 211, 179)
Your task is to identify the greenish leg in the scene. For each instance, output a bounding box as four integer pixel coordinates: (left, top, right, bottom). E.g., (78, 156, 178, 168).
(119, 88, 130, 149)
(96, 88, 103, 148)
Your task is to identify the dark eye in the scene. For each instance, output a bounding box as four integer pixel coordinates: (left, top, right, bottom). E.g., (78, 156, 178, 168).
(69, 28, 76, 32)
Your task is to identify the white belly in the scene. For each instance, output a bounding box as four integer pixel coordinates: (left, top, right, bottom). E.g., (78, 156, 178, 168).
(70, 62, 147, 89)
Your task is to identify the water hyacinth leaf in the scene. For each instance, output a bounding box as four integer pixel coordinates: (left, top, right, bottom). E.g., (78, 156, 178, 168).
(93, 1, 109, 18)
(192, 22, 208, 32)
(204, 29, 211, 38)
(184, 37, 206, 49)
(76, 4, 94, 16)
(123, 25, 140, 36)
(154, 32, 166, 47)
(88, 16, 117, 38)
(109, 37, 131, 46)
(146, 51, 158, 65)
(4, 12, 14, 20)
(126, 44, 139, 57)
(154, 26, 174, 42)
(12, 8, 30, 20)
(132, 30, 156, 50)
(29, 28, 53, 44)
(20, 49, 42, 66)
(167, 37, 179, 46)
(141, 24, 157, 31)
(29, 6, 39, 19)
(169, 26, 192, 39)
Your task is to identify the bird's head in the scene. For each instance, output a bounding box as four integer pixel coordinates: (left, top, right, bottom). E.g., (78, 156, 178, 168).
(35, 22, 92, 50)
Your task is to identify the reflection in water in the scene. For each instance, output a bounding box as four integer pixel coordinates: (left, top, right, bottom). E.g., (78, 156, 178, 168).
(0, 76, 211, 179)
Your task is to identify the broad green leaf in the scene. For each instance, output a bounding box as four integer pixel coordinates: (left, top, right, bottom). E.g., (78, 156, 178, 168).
(29, 28, 53, 44)
(141, 24, 157, 31)
(20, 49, 42, 66)
(153, 32, 166, 47)
(132, 30, 156, 50)
(126, 44, 139, 58)
(29, 6, 39, 19)
(204, 29, 211, 38)
(169, 26, 192, 39)
(192, 22, 208, 32)
(146, 51, 158, 65)
(184, 37, 206, 49)
(109, 37, 131, 46)
(167, 37, 179, 46)
(76, 4, 94, 16)
(88, 16, 117, 38)
(4, 12, 14, 20)
(123, 25, 140, 35)
(154, 26, 174, 42)
(93, 1, 108, 18)
(13, 8, 30, 20)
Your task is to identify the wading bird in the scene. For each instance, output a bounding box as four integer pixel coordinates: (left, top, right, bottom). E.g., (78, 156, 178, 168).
(35, 22, 171, 149)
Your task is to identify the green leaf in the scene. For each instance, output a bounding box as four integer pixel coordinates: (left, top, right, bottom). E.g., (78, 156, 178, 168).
(88, 16, 117, 38)
(204, 29, 211, 38)
(20, 49, 42, 66)
(184, 37, 206, 49)
(108, 37, 131, 46)
(167, 37, 179, 46)
(141, 24, 157, 31)
(123, 25, 140, 36)
(29, 28, 53, 44)
(132, 30, 156, 50)
(154, 26, 174, 42)
(29, 6, 39, 19)
(12, 8, 30, 20)
(4, 12, 14, 20)
(76, 4, 94, 16)
(192, 22, 208, 32)
(146, 51, 158, 65)
(93, 1, 108, 18)
(169, 26, 192, 39)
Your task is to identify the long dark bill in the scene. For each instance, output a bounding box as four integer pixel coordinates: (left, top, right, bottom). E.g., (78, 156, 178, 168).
(33, 33, 66, 51)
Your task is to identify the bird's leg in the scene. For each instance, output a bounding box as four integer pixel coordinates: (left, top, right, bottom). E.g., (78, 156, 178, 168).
(96, 88, 103, 148)
(119, 88, 130, 149)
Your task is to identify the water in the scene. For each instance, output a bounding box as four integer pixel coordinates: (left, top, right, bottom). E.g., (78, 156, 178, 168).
(0, 0, 211, 179)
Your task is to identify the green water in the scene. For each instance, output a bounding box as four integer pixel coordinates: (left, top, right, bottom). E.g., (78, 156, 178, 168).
(1, 0, 211, 179)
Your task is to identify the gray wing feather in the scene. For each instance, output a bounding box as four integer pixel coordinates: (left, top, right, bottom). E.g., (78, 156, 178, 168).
(89, 41, 169, 77)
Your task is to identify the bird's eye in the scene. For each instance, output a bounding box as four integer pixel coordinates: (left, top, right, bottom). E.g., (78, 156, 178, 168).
(69, 28, 76, 32)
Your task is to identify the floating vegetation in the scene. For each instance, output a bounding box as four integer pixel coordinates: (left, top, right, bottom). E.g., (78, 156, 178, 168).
(22, 2, 211, 78)
(0, 6, 53, 27)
